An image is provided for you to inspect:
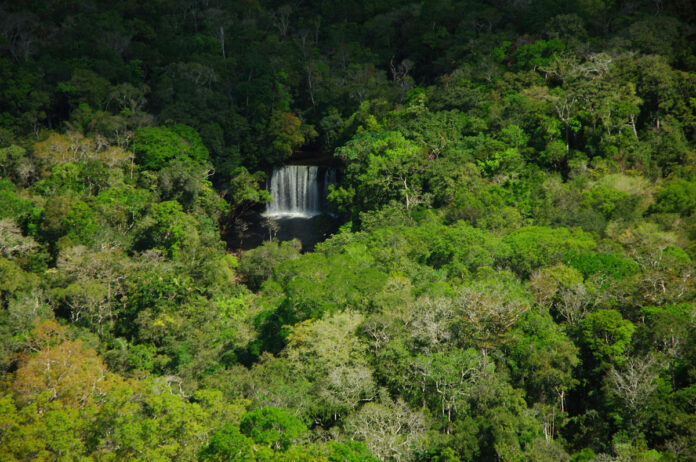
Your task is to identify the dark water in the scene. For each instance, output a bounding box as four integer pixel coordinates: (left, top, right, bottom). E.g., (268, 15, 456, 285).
(229, 212, 340, 252)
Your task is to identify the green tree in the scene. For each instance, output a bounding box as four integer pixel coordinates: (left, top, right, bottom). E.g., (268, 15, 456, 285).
(578, 309, 635, 372)
(238, 240, 300, 291)
(198, 422, 255, 462)
(502, 226, 596, 278)
(239, 407, 307, 451)
(134, 200, 199, 258)
(333, 131, 428, 219)
(650, 179, 696, 216)
(506, 310, 579, 415)
(133, 125, 209, 170)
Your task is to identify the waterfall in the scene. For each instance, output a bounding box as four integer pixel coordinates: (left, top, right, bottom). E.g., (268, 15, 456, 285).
(265, 165, 335, 218)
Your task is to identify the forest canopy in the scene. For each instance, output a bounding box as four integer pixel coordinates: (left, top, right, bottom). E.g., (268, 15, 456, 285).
(1, 0, 696, 461)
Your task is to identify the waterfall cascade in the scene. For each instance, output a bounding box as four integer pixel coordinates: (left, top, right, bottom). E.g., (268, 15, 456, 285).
(264, 165, 336, 218)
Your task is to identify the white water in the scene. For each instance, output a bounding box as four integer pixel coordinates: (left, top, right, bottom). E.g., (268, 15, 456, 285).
(264, 165, 335, 218)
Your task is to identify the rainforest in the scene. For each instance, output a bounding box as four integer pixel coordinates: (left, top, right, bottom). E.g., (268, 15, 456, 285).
(1, 0, 696, 460)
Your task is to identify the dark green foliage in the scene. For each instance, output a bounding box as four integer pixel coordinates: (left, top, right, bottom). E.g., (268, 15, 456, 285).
(274, 250, 389, 319)
(238, 240, 300, 292)
(325, 441, 379, 462)
(198, 423, 255, 461)
(562, 251, 639, 279)
(578, 310, 635, 371)
(227, 167, 271, 215)
(0, 179, 32, 220)
(514, 39, 566, 71)
(133, 125, 209, 170)
(502, 226, 596, 278)
(134, 200, 199, 258)
(506, 309, 579, 403)
(1, 1, 696, 460)
(239, 407, 307, 451)
(581, 186, 639, 221)
(650, 179, 696, 216)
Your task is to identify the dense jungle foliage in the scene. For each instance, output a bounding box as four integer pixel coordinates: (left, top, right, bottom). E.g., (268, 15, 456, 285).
(1, 0, 696, 460)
